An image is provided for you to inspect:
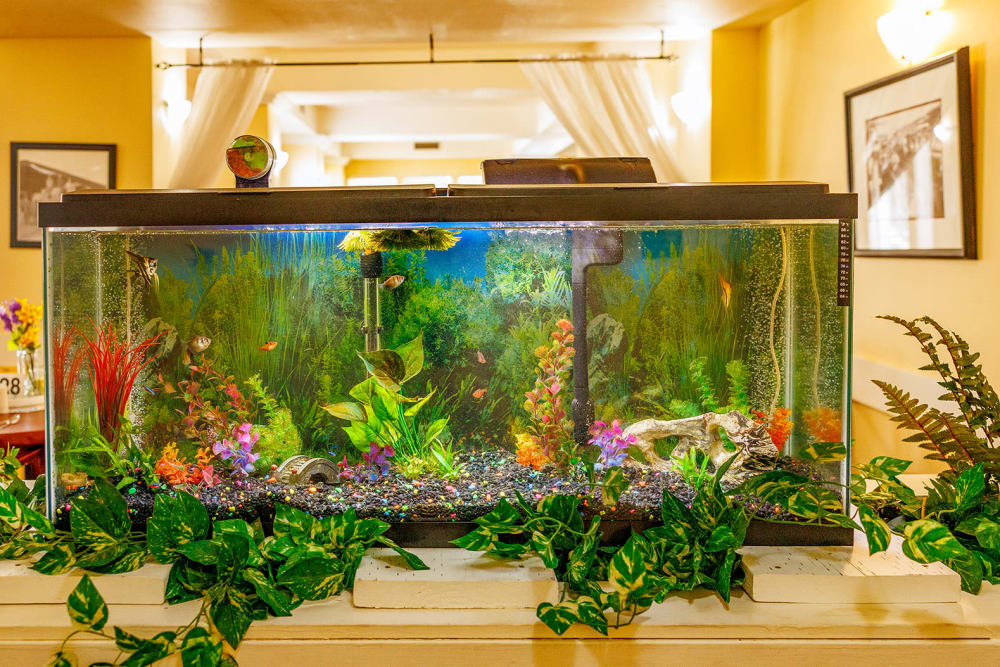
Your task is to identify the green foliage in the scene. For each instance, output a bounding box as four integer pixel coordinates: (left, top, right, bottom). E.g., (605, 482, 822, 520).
(9, 481, 428, 665)
(430, 441, 466, 480)
(59, 417, 158, 489)
(245, 374, 303, 471)
(875, 315, 1000, 480)
(668, 447, 712, 491)
(453, 459, 748, 635)
(323, 333, 450, 477)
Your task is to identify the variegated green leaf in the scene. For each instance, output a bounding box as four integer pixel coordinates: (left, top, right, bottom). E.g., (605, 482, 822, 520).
(601, 467, 629, 506)
(277, 554, 345, 600)
(536, 601, 579, 636)
(609, 537, 647, 598)
(31, 543, 76, 575)
(856, 504, 891, 555)
(475, 499, 521, 533)
(66, 575, 108, 631)
(955, 463, 986, 514)
(902, 519, 968, 563)
(799, 441, 847, 464)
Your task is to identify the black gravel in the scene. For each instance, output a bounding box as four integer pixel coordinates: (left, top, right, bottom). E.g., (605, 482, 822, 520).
(53, 451, 834, 531)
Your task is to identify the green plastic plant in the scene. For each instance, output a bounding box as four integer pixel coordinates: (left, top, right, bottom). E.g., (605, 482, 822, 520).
(0, 465, 428, 666)
(430, 440, 466, 480)
(59, 417, 159, 489)
(669, 447, 712, 490)
(245, 374, 303, 471)
(322, 333, 451, 478)
(453, 456, 748, 635)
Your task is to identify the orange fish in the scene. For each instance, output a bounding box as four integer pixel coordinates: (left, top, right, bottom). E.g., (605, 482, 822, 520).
(472, 388, 488, 399)
(718, 273, 732, 309)
(381, 275, 405, 290)
(477, 350, 486, 364)
(259, 341, 278, 352)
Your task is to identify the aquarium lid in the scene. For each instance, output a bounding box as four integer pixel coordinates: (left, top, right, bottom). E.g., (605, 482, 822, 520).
(39, 182, 857, 229)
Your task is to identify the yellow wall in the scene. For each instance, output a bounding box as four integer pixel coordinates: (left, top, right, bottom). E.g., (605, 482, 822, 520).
(344, 158, 485, 182)
(0, 37, 153, 366)
(759, 0, 994, 465)
(711, 28, 765, 181)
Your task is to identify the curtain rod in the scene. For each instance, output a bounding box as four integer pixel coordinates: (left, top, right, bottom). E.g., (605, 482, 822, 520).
(154, 31, 679, 70)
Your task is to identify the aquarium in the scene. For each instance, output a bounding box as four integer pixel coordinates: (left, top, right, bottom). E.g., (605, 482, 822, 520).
(40, 183, 857, 545)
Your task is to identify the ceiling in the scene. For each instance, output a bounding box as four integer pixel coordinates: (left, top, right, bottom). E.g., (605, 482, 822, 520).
(4, 0, 804, 47)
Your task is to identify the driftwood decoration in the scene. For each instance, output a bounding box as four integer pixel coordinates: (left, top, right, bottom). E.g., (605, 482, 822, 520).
(623, 410, 779, 484)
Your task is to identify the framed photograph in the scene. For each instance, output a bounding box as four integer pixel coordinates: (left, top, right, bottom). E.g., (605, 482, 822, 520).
(845, 47, 975, 258)
(9, 142, 116, 248)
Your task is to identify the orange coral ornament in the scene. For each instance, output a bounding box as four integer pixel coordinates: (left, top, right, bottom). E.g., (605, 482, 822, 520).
(753, 407, 793, 450)
(803, 406, 842, 443)
(515, 433, 550, 470)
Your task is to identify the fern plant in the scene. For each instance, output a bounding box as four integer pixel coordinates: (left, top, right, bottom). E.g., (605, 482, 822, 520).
(874, 315, 1000, 483)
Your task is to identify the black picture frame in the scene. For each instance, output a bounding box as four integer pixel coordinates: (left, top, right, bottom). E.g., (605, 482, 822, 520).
(9, 142, 116, 249)
(845, 47, 975, 258)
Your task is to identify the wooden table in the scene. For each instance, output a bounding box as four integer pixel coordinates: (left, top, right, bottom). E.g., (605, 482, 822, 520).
(0, 411, 45, 477)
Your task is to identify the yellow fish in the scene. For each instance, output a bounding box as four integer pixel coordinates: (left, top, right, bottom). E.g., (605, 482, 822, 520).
(718, 273, 732, 309)
(259, 341, 278, 352)
(472, 388, 488, 399)
(477, 350, 486, 364)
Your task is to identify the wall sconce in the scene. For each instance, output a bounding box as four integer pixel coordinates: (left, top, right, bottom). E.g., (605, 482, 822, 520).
(670, 90, 710, 130)
(161, 97, 192, 135)
(877, 0, 953, 65)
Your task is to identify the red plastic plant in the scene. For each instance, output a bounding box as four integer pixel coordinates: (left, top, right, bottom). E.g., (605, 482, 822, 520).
(51, 326, 86, 425)
(81, 322, 165, 444)
(521, 318, 575, 463)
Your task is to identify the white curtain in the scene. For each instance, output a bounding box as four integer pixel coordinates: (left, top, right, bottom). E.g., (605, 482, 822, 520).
(167, 61, 274, 189)
(521, 59, 683, 182)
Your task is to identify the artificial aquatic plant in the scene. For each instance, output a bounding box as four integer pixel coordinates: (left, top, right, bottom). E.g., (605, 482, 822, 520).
(322, 332, 451, 478)
(518, 319, 575, 466)
(81, 323, 165, 443)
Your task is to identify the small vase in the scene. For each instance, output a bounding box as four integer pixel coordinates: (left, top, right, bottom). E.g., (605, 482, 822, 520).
(15, 348, 42, 397)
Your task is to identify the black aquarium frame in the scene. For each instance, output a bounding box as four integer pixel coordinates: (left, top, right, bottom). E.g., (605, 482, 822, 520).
(38, 182, 856, 228)
(40, 182, 858, 547)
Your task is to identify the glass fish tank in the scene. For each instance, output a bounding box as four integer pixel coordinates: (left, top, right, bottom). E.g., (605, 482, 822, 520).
(40, 180, 857, 546)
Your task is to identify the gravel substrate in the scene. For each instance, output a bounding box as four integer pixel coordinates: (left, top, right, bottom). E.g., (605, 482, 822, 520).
(53, 450, 831, 532)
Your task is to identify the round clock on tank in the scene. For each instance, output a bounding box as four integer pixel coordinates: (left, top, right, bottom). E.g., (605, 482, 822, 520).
(226, 135, 275, 187)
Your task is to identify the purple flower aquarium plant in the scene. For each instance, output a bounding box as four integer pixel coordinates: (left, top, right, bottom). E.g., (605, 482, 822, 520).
(212, 422, 260, 474)
(362, 442, 395, 481)
(588, 420, 636, 470)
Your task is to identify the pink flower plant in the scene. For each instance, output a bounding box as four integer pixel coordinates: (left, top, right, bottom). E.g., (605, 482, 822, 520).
(213, 422, 260, 475)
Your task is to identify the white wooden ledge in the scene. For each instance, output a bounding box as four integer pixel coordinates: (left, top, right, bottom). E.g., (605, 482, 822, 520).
(0, 542, 998, 664)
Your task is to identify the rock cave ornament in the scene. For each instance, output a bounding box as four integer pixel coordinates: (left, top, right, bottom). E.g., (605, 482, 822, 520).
(623, 410, 780, 485)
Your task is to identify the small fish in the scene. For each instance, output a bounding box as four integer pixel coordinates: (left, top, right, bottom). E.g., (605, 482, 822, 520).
(718, 273, 732, 309)
(60, 472, 90, 489)
(472, 388, 488, 399)
(182, 335, 212, 365)
(124, 250, 158, 291)
(259, 341, 278, 352)
(142, 385, 156, 396)
(477, 350, 486, 364)
(381, 275, 405, 290)
(156, 373, 176, 394)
